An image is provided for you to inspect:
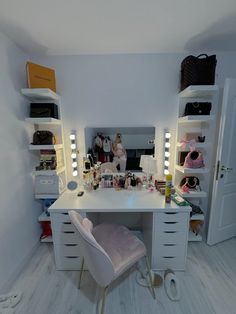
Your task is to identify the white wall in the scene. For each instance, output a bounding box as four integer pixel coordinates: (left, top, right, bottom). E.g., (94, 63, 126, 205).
(0, 32, 41, 291)
(34, 52, 236, 181)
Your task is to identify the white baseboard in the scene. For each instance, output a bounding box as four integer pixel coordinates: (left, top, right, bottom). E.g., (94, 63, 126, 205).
(0, 241, 40, 294)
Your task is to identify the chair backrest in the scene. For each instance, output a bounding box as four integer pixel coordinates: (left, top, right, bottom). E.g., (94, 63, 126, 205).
(68, 210, 115, 287)
(100, 162, 118, 173)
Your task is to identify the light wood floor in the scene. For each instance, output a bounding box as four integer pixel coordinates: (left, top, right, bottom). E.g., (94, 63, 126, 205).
(6, 237, 236, 314)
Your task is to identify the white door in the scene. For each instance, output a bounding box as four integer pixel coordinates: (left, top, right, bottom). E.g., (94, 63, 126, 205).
(207, 78, 236, 245)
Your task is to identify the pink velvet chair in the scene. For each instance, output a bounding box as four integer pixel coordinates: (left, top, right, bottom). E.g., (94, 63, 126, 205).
(68, 210, 155, 314)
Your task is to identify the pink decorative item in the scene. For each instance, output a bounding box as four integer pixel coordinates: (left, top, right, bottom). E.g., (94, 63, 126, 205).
(149, 186, 155, 192)
(181, 185, 190, 193)
(180, 139, 196, 150)
(184, 150, 204, 168)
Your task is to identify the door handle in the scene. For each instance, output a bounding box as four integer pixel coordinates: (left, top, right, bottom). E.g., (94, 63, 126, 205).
(221, 165, 233, 172)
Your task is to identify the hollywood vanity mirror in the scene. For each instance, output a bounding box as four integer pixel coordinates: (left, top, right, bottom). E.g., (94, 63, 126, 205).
(84, 126, 156, 172)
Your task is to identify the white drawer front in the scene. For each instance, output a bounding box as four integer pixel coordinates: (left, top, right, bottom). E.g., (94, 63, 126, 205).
(51, 212, 87, 224)
(54, 222, 77, 233)
(51, 212, 71, 223)
(53, 231, 80, 244)
(156, 221, 187, 232)
(55, 256, 83, 271)
(156, 243, 186, 257)
(55, 244, 80, 256)
(153, 256, 186, 271)
(157, 212, 189, 223)
(156, 231, 187, 245)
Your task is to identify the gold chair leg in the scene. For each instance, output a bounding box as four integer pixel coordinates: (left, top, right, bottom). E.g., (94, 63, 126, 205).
(78, 257, 84, 289)
(100, 285, 108, 314)
(145, 256, 156, 299)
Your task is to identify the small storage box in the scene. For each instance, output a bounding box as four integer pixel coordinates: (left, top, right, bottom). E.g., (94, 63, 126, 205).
(35, 173, 65, 195)
(30, 103, 59, 119)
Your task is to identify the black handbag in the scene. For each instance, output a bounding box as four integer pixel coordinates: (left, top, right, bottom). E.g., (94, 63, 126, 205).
(32, 131, 56, 145)
(180, 54, 217, 91)
(184, 102, 212, 116)
(30, 103, 59, 119)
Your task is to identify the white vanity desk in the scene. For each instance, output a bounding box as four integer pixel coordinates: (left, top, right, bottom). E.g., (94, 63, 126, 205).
(49, 189, 191, 271)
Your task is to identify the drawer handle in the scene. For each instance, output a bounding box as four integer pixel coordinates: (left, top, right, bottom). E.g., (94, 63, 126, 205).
(163, 256, 176, 259)
(61, 213, 69, 216)
(65, 256, 79, 259)
(64, 244, 78, 247)
(164, 212, 177, 215)
(63, 231, 75, 234)
(63, 222, 71, 225)
(164, 231, 177, 234)
(163, 244, 176, 246)
(164, 222, 178, 224)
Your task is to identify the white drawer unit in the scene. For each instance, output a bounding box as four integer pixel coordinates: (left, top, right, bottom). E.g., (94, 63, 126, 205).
(51, 212, 86, 270)
(152, 211, 189, 271)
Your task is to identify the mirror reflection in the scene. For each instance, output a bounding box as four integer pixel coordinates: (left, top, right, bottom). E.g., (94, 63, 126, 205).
(85, 127, 155, 172)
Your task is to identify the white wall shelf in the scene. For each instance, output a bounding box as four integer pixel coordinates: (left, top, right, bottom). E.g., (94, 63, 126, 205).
(21, 88, 59, 101)
(32, 167, 65, 176)
(175, 165, 209, 174)
(25, 117, 61, 125)
(29, 144, 63, 150)
(176, 142, 210, 150)
(175, 186, 207, 198)
(174, 85, 219, 243)
(188, 230, 202, 242)
(179, 85, 219, 98)
(178, 115, 215, 123)
(40, 236, 53, 243)
(22, 87, 67, 246)
(190, 214, 204, 221)
(38, 212, 51, 222)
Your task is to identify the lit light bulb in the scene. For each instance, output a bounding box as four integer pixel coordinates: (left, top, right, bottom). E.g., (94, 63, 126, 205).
(72, 162, 77, 168)
(70, 143, 76, 149)
(164, 160, 170, 166)
(71, 153, 76, 159)
(165, 142, 170, 148)
(165, 132, 171, 139)
(69, 134, 76, 140)
(72, 170, 78, 176)
(164, 169, 169, 175)
(165, 151, 170, 157)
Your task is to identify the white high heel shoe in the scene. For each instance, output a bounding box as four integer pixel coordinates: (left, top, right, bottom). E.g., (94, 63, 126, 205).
(164, 269, 181, 301)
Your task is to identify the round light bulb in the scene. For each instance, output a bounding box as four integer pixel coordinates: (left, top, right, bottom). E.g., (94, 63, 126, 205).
(165, 142, 170, 148)
(72, 170, 78, 176)
(164, 160, 170, 166)
(165, 151, 170, 157)
(70, 143, 76, 149)
(69, 134, 76, 140)
(71, 153, 76, 159)
(165, 132, 171, 139)
(72, 162, 77, 168)
(164, 169, 169, 175)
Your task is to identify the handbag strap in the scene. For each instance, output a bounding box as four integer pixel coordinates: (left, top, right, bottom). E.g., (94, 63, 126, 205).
(197, 54, 208, 59)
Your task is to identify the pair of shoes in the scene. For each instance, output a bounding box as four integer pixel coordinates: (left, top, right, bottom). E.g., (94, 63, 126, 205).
(0, 292, 22, 309)
(164, 269, 181, 301)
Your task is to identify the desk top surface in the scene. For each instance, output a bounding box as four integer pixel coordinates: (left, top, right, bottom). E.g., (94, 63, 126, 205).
(49, 189, 191, 213)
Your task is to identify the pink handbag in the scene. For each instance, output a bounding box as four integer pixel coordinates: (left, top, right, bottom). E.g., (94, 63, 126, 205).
(183, 150, 204, 168)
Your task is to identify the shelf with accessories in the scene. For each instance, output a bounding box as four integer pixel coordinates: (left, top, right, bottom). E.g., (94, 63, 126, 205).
(174, 85, 219, 242)
(175, 165, 209, 174)
(175, 186, 207, 198)
(22, 88, 67, 243)
(25, 117, 61, 125)
(176, 142, 210, 150)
